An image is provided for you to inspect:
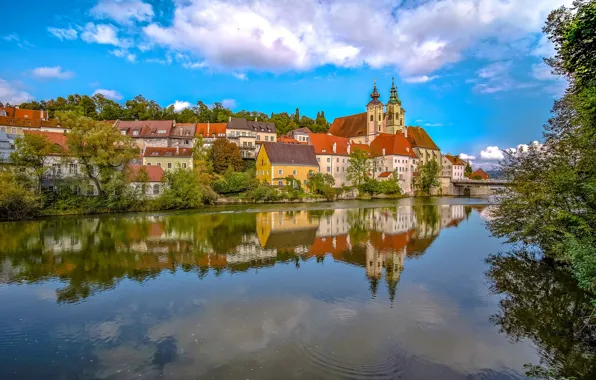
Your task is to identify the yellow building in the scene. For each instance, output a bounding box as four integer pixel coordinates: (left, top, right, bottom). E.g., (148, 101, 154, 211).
(256, 210, 319, 248)
(256, 142, 319, 187)
(142, 146, 193, 171)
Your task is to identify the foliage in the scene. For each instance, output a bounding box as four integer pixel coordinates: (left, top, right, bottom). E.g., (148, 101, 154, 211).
(245, 185, 281, 202)
(0, 170, 41, 220)
(307, 172, 335, 192)
(212, 169, 257, 194)
(209, 139, 243, 174)
(193, 135, 213, 173)
(159, 168, 214, 209)
(347, 148, 372, 186)
(10, 132, 65, 193)
(471, 174, 483, 180)
(414, 160, 441, 195)
(465, 161, 473, 177)
(359, 175, 402, 196)
(59, 111, 139, 199)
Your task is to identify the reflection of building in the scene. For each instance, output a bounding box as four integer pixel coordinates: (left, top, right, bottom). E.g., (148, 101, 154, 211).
(256, 210, 319, 250)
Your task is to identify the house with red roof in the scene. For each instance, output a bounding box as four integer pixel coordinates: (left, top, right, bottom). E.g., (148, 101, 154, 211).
(469, 168, 490, 180)
(308, 133, 352, 186)
(369, 133, 418, 194)
(142, 146, 193, 171)
(442, 154, 467, 180)
(126, 164, 165, 198)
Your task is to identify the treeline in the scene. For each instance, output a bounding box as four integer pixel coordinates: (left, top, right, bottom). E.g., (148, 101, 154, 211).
(9, 94, 330, 136)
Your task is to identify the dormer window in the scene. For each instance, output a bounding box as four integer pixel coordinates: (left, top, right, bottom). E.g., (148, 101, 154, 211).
(133, 130, 139, 136)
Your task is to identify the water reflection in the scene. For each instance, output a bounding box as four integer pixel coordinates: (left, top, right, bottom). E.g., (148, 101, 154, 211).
(0, 203, 474, 304)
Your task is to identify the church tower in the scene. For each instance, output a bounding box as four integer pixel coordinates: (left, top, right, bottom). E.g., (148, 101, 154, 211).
(366, 79, 384, 142)
(386, 77, 405, 134)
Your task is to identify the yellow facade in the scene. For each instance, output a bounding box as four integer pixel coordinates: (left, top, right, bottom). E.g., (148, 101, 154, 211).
(255, 146, 318, 186)
(256, 210, 319, 247)
(143, 156, 193, 171)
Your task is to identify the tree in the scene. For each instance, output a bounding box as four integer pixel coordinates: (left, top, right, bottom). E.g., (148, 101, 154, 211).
(159, 168, 215, 209)
(415, 160, 440, 195)
(59, 111, 139, 199)
(347, 148, 372, 186)
(209, 139, 243, 174)
(307, 172, 335, 194)
(10, 133, 65, 193)
(465, 161, 473, 177)
(0, 170, 41, 220)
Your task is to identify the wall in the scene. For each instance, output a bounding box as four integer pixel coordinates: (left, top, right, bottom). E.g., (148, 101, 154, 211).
(142, 156, 193, 171)
(256, 147, 273, 184)
(316, 154, 350, 187)
(270, 164, 318, 187)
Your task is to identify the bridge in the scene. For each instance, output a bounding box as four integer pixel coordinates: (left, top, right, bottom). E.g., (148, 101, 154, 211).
(447, 179, 510, 196)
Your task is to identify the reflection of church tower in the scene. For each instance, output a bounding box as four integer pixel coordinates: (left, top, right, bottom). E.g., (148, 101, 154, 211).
(365, 241, 383, 299)
(385, 248, 406, 305)
(386, 77, 405, 135)
(366, 79, 384, 142)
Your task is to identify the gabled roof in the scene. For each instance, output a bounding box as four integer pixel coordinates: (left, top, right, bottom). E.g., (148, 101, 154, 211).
(228, 118, 276, 133)
(278, 136, 301, 144)
(0, 107, 48, 120)
(23, 130, 69, 154)
(309, 133, 351, 155)
(351, 143, 371, 154)
(117, 120, 174, 138)
(444, 154, 466, 166)
(286, 127, 312, 136)
(470, 168, 490, 179)
(170, 123, 196, 138)
(329, 112, 367, 138)
(196, 122, 227, 137)
(370, 133, 416, 158)
(378, 171, 393, 178)
(406, 126, 440, 151)
(262, 142, 318, 166)
(126, 164, 164, 182)
(143, 146, 193, 158)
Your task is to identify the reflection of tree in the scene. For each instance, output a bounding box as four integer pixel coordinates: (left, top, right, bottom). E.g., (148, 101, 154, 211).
(347, 208, 371, 245)
(486, 250, 596, 379)
(412, 201, 440, 236)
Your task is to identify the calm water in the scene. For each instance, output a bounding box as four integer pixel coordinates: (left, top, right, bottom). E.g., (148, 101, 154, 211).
(1, 198, 594, 380)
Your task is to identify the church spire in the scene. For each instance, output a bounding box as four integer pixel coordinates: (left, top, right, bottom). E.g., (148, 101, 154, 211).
(368, 79, 381, 105)
(388, 77, 401, 105)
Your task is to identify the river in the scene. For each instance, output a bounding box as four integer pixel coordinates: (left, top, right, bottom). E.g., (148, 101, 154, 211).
(0, 198, 594, 379)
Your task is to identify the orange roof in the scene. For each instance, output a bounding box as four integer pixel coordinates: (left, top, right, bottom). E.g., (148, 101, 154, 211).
(126, 164, 164, 182)
(309, 235, 350, 256)
(406, 126, 440, 151)
(444, 154, 466, 166)
(470, 168, 490, 180)
(329, 112, 368, 138)
(143, 146, 193, 158)
(195, 122, 227, 137)
(378, 171, 393, 178)
(370, 133, 416, 158)
(117, 120, 174, 138)
(278, 136, 301, 144)
(0, 116, 59, 129)
(23, 130, 69, 153)
(309, 133, 351, 155)
(0, 107, 48, 120)
(370, 230, 414, 252)
(351, 143, 371, 154)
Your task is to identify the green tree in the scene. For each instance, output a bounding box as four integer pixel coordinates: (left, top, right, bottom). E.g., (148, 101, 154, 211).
(307, 172, 335, 194)
(209, 138, 243, 174)
(415, 160, 440, 195)
(347, 148, 371, 186)
(10, 133, 65, 193)
(159, 168, 210, 209)
(465, 161, 473, 177)
(0, 170, 41, 220)
(59, 111, 139, 199)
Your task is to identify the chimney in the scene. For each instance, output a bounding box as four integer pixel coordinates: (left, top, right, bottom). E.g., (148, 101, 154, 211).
(229, 116, 231, 122)
(347, 145, 351, 154)
(382, 148, 386, 156)
(207, 121, 210, 136)
(255, 117, 257, 122)
(405, 128, 408, 138)
(332, 142, 337, 153)
(176, 146, 179, 154)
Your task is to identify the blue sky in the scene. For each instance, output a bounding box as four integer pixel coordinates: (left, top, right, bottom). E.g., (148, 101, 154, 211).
(0, 0, 570, 167)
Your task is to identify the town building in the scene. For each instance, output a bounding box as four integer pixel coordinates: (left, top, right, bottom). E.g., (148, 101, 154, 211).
(142, 146, 193, 171)
(256, 142, 319, 187)
(369, 133, 418, 194)
(126, 164, 165, 198)
(308, 133, 352, 186)
(286, 127, 312, 144)
(442, 154, 467, 180)
(405, 126, 442, 170)
(470, 168, 490, 180)
(0, 116, 66, 135)
(0, 131, 15, 163)
(227, 117, 277, 159)
(117, 120, 173, 148)
(0, 106, 48, 120)
(169, 123, 196, 148)
(195, 122, 227, 148)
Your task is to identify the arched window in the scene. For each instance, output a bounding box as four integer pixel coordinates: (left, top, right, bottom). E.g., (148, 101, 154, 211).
(153, 184, 160, 195)
(378, 114, 381, 121)
(389, 113, 393, 120)
(370, 114, 373, 122)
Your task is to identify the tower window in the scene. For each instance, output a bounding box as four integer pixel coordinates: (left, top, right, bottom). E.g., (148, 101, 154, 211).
(370, 115, 373, 122)
(378, 114, 381, 121)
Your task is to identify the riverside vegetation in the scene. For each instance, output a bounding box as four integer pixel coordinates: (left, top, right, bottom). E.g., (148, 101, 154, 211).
(0, 111, 425, 221)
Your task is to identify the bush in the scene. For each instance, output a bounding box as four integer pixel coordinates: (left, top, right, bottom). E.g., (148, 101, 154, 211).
(360, 178, 402, 196)
(159, 168, 209, 210)
(245, 185, 280, 202)
(212, 169, 257, 194)
(0, 170, 41, 220)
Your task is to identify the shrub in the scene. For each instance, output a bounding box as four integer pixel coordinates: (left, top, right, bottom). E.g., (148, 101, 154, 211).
(212, 169, 257, 194)
(245, 185, 280, 202)
(159, 168, 207, 210)
(0, 170, 41, 220)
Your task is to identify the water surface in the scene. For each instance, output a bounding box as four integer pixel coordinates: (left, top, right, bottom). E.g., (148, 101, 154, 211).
(0, 198, 592, 379)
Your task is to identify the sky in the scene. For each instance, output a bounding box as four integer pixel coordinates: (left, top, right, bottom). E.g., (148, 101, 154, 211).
(0, 0, 572, 168)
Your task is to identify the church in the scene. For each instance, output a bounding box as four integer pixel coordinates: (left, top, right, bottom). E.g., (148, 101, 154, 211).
(328, 79, 442, 170)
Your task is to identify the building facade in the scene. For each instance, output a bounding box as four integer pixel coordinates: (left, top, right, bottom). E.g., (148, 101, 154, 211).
(369, 133, 418, 194)
(308, 133, 352, 186)
(142, 146, 193, 171)
(256, 142, 319, 187)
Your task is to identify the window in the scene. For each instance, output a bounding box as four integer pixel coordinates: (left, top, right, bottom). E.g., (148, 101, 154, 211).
(278, 169, 283, 175)
(293, 170, 297, 175)
(120, 130, 126, 135)
(326, 166, 331, 173)
(336, 158, 339, 162)
(317, 158, 320, 163)
(147, 162, 152, 166)
(326, 157, 330, 163)
(11, 127, 16, 134)
(265, 136, 269, 141)
(69, 164, 78, 175)
(153, 184, 160, 195)
(0, 126, 4, 132)
(156, 162, 161, 167)
(336, 167, 339, 172)
(133, 130, 139, 136)
(52, 163, 61, 176)
(168, 162, 172, 169)
(370, 114, 373, 121)
(278, 180, 283, 186)
(303, 180, 307, 185)
(182, 163, 187, 168)
(378, 114, 381, 121)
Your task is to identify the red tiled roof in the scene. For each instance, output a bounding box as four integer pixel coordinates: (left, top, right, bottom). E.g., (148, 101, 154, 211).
(309, 235, 350, 256)
(370, 230, 414, 252)
(195, 122, 227, 137)
(23, 130, 69, 153)
(126, 164, 164, 182)
(406, 126, 440, 151)
(170, 123, 196, 138)
(0, 116, 59, 129)
(444, 154, 466, 166)
(351, 143, 371, 154)
(286, 127, 312, 137)
(378, 171, 393, 178)
(278, 136, 301, 144)
(470, 168, 490, 180)
(329, 112, 367, 138)
(143, 146, 193, 157)
(0, 107, 48, 120)
(370, 133, 416, 158)
(117, 120, 174, 138)
(309, 133, 351, 155)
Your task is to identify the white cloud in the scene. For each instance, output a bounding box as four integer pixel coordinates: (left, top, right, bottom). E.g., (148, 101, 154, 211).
(480, 146, 505, 160)
(459, 153, 476, 160)
(233, 73, 248, 81)
(477, 61, 511, 79)
(424, 123, 442, 127)
(81, 23, 123, 46)
(531, 62, 555, 81)
(32, 66, 75, 80)
(48, 27, 78, 41)
(532, 34, 555, 58)
(91, 0, 154, 25)
(93, 88, 123, 100)
(221, 99, 237, 109)
(3, 33, 19, 42)
(141, 0, 572, 74)
(2, 33, 34, 48)
(110, 49, 136, 62)
(0, 78, 34, 105)
(405, 75, 439, 84)
(172, 100, 191, 112)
